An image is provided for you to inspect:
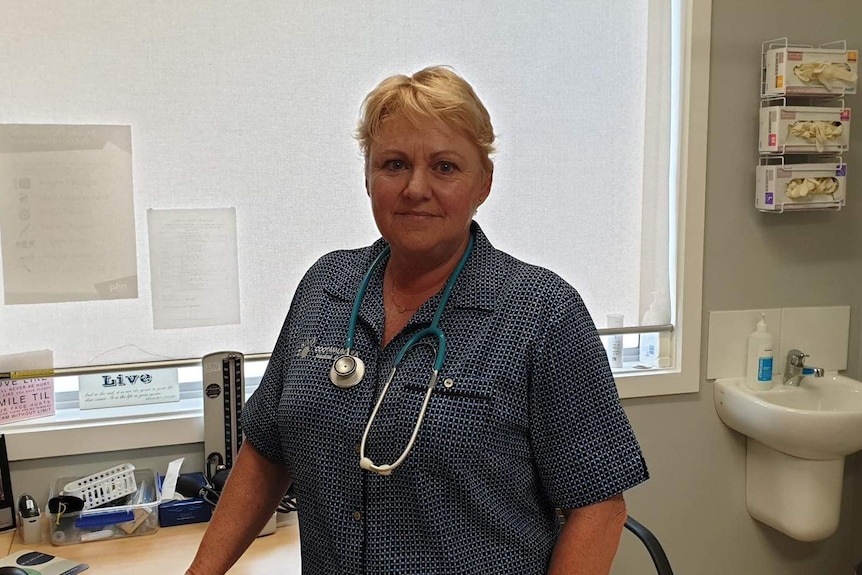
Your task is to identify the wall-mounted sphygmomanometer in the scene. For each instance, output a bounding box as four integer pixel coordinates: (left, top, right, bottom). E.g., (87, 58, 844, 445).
(202, 351, 245, 485)
(200, 351, 297, 535)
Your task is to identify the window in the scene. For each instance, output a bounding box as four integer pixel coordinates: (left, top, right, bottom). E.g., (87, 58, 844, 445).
(0, 0, 709, 458)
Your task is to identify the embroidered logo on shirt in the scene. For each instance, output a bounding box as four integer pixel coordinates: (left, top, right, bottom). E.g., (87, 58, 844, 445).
(295, 337, 350, 361)
(296, 337, 316, 358)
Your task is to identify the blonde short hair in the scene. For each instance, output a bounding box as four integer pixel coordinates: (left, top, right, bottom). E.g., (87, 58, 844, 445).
(356, 66, 496, 172)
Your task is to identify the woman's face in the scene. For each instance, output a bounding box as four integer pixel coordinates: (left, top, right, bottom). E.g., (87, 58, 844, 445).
(365, 113, 491, 266)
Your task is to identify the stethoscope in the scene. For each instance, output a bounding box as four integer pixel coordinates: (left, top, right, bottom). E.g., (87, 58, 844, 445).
(329, 234, 475, 476)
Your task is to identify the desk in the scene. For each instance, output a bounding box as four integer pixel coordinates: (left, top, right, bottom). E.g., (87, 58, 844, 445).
(3, 523, 301, 573)
(0, 532, 12, 555)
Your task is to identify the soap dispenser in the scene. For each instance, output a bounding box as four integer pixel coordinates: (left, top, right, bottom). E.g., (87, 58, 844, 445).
(745, 313, 774, 390)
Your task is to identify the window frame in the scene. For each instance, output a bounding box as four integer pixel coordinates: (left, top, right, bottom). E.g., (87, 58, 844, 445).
(616, 0, 710, 399)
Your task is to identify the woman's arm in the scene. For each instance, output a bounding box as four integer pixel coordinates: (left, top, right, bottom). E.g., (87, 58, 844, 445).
(186, 441, 292, 575)
(547, 494, 627, 575)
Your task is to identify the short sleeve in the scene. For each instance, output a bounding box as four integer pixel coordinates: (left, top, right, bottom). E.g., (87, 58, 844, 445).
(529, 293, 648, 509)
(242, 342, 287, 465)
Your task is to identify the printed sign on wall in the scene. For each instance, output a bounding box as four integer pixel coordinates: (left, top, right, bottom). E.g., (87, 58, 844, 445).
(0, 349, 55, 424)
(78, 367, 180, 410)
(0, 378, 54, 424)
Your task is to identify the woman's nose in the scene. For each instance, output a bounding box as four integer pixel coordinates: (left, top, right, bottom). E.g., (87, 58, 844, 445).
(403, 168, 432, 199)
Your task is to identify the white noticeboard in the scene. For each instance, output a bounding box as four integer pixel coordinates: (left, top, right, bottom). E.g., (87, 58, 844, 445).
(78, 367, 180, 410)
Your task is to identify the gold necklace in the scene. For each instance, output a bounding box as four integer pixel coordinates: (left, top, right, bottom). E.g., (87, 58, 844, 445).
(388, 276, 420, 314)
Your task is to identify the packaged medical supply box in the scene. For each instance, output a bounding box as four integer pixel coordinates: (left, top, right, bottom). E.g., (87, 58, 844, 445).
(48, 468, 159, 545)
(755, 163, 846, 212)
(764, 46, 858, 95)
(759, 106, 851, 153)
(157, 472, 213, 527)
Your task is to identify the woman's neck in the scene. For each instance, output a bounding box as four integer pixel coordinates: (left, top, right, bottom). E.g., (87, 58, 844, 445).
(385, 234, 471, 291)
(382, 238, 468, 322)
(385, 244, 466, 296)
(381, 238, 470, 345)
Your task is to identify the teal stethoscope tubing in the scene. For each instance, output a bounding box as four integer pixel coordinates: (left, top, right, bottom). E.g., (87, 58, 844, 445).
(333, 234, 474, 476)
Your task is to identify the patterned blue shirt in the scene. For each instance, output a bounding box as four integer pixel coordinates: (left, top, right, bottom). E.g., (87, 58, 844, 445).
(243, 222, 648, 574)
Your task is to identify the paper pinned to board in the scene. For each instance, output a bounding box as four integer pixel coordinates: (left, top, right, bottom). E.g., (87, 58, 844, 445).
(147, 208, 241, 330)
(0, 124, 138, 304)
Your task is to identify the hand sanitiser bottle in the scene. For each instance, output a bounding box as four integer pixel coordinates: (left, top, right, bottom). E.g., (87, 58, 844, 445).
(606, 314, 624, 368)
(745, 313, 774, 390)
(638, 292, 661, 367)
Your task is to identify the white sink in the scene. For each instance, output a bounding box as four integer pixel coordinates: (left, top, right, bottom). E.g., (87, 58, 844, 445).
(714, 373, 862, 460)
(714, 372, 862, 541)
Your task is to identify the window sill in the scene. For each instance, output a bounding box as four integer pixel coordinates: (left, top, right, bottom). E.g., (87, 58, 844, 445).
(615, 368, 697, 399)
(0, 364, 696, 462)
(2, 397, 204, 461)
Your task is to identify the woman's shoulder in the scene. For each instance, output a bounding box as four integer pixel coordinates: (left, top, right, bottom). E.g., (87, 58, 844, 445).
(469, 225, 585, 315)
(492, 249, 581, 304)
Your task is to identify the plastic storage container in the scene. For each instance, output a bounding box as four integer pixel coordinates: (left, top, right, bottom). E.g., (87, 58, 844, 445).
(48, 468, 160, 545)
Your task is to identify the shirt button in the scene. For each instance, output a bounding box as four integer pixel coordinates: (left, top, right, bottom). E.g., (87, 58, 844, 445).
(353, 443, 361, 454)
(443, 378, 454, 388)
(353, 511, 362, 521)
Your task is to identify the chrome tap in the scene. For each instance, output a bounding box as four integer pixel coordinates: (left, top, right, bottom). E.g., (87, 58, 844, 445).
(782, 349, 825, 387)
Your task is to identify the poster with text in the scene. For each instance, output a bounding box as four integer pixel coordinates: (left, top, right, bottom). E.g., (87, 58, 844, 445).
(0, 125, 138, 304)
(0, 349, 54, 424)
(148, 208, 241, 329)
(0, 378, 54, 424)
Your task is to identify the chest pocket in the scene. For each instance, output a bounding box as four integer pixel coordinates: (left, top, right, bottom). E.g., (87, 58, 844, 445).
(399, 375, 495, 471)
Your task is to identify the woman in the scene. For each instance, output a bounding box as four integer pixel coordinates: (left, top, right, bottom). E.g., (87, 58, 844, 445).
(187, 66, 647, 575)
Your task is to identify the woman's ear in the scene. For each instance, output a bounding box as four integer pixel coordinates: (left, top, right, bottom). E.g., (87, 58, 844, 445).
(480, 169, 493, 204)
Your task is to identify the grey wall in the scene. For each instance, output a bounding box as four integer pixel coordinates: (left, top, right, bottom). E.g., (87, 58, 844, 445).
(614, 1, 862, 573)
(7, 1, 862, 573)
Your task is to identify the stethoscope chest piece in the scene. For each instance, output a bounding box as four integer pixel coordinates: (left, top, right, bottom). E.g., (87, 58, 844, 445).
(330, 354, 365, 389)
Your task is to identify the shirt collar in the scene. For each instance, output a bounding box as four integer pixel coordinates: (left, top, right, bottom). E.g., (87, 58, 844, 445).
(324, 222, 503, 318)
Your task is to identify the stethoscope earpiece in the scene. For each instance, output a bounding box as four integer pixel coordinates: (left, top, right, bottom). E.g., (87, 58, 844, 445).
(329, 353, 365, 389)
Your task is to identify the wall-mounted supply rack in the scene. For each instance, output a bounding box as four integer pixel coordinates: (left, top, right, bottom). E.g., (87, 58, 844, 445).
(757, 38, 858, 213)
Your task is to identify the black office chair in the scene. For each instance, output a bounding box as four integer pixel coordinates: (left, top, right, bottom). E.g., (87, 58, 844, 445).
(624, 516, 674, 575)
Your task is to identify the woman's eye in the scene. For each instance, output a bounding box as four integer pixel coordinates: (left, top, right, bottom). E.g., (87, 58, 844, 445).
(436, 161, 457, 174)
(385, 160, 407, 171)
